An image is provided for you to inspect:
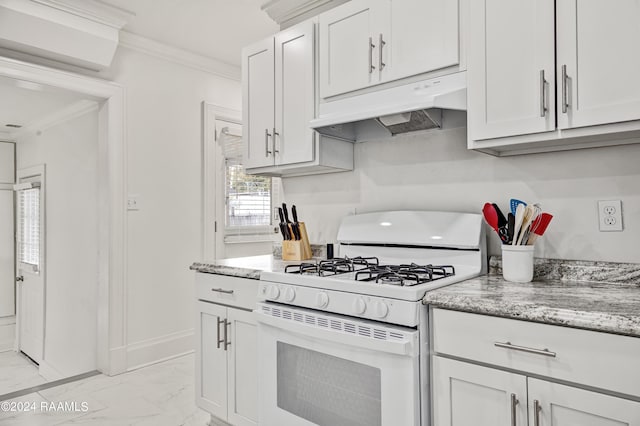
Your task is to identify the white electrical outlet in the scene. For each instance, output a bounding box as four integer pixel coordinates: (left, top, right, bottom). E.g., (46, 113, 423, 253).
(127, 194, 140, 211)
(598, 200, 623, 232)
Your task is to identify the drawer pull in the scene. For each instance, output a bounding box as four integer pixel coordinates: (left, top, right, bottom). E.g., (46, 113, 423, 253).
(211, 287, 234, 295)
(495, 341, 556, 357)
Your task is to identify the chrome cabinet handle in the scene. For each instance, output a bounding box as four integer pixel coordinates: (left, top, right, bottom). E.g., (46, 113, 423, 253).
(216, 317, 225, 349)
(533, 400, 541, 426)
(562, 64, 569, 113)
(495, 341, 557, 357)
(368, 37, 376, 73)
(265, 128, 272, 156)
(273, 127, 279, 154)
(378, 33, 386, 71)
(211, 287, 234, 294)
(511, 393, 519, 426)
(539, 70, 547, 117)
(223, 319, 231, 351)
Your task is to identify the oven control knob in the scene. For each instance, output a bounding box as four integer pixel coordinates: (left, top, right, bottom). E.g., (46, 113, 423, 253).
(283, 287, 296, 302)
(352, 297, 366, 315)
(372, 300, 389, 318)
(316, 292, 329, 308)
(267, 285, 280, 300)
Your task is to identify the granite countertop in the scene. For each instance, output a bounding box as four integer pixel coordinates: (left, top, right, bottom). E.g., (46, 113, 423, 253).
(423, 257, 640, 338)
(190, 255, 300, 280)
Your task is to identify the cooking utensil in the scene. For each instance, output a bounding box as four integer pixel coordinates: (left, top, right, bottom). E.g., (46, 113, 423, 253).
(291, 205, 301, 240)
(526, 213, 553, 245)
(278, 207, 290, 240)
(512, 203, 525, 245)
(510, 198, 527, 216)
(483, 203, 509, 244)
(492, 203, 508, 228)
(521, 204, 542, 245)
(282, 203, 296, 240)
(516, 204, 535, 245)
(507, 213, 515, 244)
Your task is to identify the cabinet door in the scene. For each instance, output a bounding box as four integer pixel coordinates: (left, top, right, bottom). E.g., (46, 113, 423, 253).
(528, 378, 640, 426)
(432, 357, 528, 426)
(557, 0, 640, 130)
(319, 0, 387, 98)
(195, 301, 228, 419)
(468, 0, 555, 141)
(385, 0, 459, 82)
(242, 37, 275, 169)
(274, 21, 315, 166)
(226, 308, 258, 426)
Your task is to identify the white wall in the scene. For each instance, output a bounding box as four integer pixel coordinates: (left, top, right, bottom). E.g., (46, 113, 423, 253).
(100, 47, 246, 368)
(282, 127, 640, 264)
(0, 141, 15, 320)
(16, 109, 99, 377)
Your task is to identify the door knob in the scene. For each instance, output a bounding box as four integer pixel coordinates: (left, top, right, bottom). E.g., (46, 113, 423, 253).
(16, 276, 24, 282)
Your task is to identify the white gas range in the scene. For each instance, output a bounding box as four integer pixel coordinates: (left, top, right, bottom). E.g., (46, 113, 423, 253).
(255, 211, 486, 426)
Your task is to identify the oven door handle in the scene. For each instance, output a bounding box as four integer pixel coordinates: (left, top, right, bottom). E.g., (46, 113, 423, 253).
(254, 310, 418, 356)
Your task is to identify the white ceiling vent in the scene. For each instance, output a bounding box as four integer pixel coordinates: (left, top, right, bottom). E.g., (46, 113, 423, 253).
(0, 0, 126, 70)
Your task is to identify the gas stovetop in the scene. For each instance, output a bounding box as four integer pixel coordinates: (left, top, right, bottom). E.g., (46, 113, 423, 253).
(283, 256, 456, 287)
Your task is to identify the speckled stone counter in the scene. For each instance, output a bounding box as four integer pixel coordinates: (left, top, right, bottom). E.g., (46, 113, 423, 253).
(423, 257, 640, 337)
(190, 254, 323, 280)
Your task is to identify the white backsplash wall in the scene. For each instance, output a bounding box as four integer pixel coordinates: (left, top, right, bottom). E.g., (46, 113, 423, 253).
(282, 127, 640, 263)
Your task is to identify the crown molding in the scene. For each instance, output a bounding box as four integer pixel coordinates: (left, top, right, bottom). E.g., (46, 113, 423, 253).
(118, 31, 240, 81)
(261, 0, 347, 27)
(10, 99, 99, 140)
(29, 0, 132, 29)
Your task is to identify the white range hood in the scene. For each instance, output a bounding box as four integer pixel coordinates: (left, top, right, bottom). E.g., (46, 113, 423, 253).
(310, 71, 467, 141)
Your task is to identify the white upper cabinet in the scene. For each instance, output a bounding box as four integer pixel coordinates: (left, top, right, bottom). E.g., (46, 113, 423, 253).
(242, 38, 275, 169)
(274, 22, 315, 166)
(557, 0, 640, 130)
(468, 0, 555, 141)
(242, 19, 354, 176)
(469, 0, 640, 155)
(386, 0, 459, 83)
(319, 0, 388, 98)
(319, 0, 460, 99)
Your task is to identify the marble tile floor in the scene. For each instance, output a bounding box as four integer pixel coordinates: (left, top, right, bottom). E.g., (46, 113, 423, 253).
(0, 350, 47, 397)
(0, 353, 212, 426)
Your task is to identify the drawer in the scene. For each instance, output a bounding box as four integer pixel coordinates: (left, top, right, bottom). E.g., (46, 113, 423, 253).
(196, 273, 259, 311)
(432, 308, 640, 397)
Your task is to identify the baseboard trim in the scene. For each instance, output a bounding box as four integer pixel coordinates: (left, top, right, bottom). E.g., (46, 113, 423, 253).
(126, 329, 194, 371)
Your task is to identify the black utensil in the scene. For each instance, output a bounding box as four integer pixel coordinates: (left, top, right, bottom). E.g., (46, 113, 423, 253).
(507, 213, 515, 244)
(291, 205, 301, 240)
(492, 203, 508, 228)
(282, 203, 297, 240)
(278, 207, 290, 240)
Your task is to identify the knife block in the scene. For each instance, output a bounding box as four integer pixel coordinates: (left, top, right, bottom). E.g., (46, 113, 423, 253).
(282, 222, 312, 261)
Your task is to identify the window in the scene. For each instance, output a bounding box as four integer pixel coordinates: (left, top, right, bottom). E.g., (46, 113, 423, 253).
(16, 183, 41, 272)
(217, 121, 279, 241)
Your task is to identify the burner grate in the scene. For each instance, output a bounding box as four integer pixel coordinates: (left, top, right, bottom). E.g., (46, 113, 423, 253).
(285, 256, 379, 277)
(355, 264, 455, 286)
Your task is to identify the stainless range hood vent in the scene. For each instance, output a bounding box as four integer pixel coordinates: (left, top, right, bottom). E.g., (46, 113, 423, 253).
(310, 71, 466, 142)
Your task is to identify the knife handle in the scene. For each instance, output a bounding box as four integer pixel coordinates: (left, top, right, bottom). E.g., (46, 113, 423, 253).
(292, 205, 299, 223)
(282, 203, 291, 222)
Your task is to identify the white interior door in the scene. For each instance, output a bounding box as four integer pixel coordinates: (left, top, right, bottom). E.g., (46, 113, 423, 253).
(15, 165, 45, 364)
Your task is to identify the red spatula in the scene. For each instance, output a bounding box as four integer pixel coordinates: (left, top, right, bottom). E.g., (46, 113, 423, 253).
(526, 213, 553, 245)
(483, 203, 509, 243)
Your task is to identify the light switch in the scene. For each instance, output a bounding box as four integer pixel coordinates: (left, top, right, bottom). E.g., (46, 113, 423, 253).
(127, 194, 140, 211)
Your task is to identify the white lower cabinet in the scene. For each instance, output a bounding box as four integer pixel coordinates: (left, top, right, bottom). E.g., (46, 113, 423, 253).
(431, 308, 640, 426)
(195, 274, 258, 426)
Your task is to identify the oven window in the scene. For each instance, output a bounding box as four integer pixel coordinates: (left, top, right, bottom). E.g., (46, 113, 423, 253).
(277, 342, 382, 426)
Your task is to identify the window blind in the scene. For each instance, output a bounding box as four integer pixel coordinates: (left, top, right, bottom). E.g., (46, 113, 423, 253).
(218, 126, 273, 228)
(17, 187, 40, 270)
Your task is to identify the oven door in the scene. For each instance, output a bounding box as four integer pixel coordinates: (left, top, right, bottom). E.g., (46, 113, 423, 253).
(255, 302, 420, 426)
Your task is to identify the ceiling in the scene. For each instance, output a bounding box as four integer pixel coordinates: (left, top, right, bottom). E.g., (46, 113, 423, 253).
(99, 0, 279, 67)
(0, 75, 90, 133)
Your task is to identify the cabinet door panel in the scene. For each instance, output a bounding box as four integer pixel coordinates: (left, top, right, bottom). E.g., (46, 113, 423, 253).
(275, 21, 315, 166)
(557, 0, 640, 129)
(319, 0, 379, 98)
(227, 308, 258, 426)
(528, 378, 640, 426)
(242, 38, 275, 169)
(386, 0, 459, 82)
(195, 301, 228, 419)
(468, 0, 555, 141)
(432, 357, 527, 426)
